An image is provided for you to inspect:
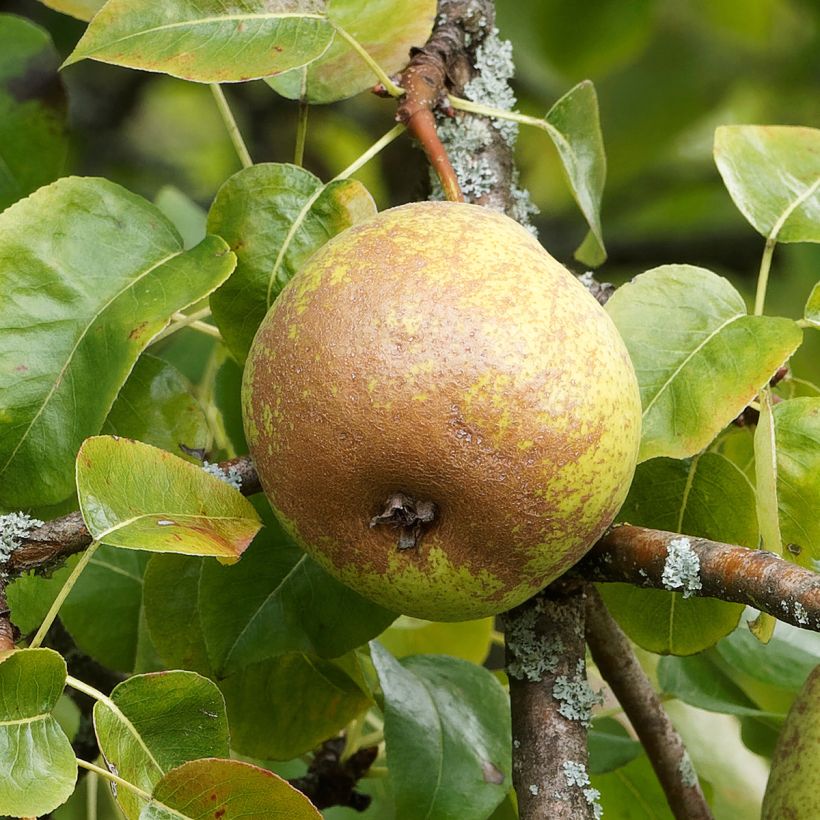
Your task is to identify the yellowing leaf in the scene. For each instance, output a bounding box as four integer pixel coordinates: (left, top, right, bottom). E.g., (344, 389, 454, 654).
(606, 264, 802, 461)
(77, 437, 260, 562)
(64, 1, 335, 83)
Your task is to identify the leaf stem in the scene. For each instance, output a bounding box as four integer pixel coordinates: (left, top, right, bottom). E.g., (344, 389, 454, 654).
(87, 768, 98, 820)
(65, 673, 116, 708)
(186, 320, 222, 340)
(357, 730, 384, 749)
(334, 123, 405, 182)
(29, 541, 100, 648)
(754, 237, 776, 317)
(294, 97, 309, 167)
(448, 95, 546, 131)
(362, 766, 389, 779)
(76, 759, 152, 802)
(341, 715, 364, 762)
(210, 84, 253, 169)
(754, 174, 820, 316)
(329, 23, 404, 97)
(153, 308, 214, 344)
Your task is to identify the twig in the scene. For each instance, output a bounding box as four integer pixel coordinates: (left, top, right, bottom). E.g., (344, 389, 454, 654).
(391, 2, 490, 203)
(505, 581, 598, 819)
(585, 587, 713, 820)
(577, 525, 820, 632)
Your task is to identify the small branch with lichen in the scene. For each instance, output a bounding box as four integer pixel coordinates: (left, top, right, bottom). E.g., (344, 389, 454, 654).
(585, 587, 713, 820)
(505, 581, 602, 819)
(394, 16, 466, 201)
(4, 467, 820, 632)
(577, 525, 820, 631)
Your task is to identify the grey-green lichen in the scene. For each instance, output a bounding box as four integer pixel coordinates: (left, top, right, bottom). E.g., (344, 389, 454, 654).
(430, 22, 538, 230)
(562, 761, 604, 818)
(662, 537, 702, 599)
(678, 751, 698, 788)
(505, 599, 564, 681)
(202, 461, 242, 490)
(793, 601, 809, 625)
(553, 659, 603, 727)
(0, 512, 43, 568)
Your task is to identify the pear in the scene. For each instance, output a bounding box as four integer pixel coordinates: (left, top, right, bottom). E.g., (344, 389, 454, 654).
(762, 665, 820, 819)
(243, 201, 641, 620)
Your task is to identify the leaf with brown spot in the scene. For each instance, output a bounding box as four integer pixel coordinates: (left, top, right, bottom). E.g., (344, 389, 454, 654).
(371, 643, 511, 820)
(139, 758, 321, 819)
(0, 177, 236, 509)
(77, 437, 260, 562)
(63, 0, 335, 83)
(268, 0, 436, 103)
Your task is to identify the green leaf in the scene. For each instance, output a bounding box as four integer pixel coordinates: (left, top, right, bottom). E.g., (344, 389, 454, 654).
(805, 281, 820, 328)
(714, 125, 820, 242)
(770, 397, 820, 568)
(588, 717, 643, 775)
(143, 554, 213, 677)
(94, 671, 229, 819)
(657, 653, 775, 717)
(605, 264, 802, 461)
(198, 510, 395, 677)
(220, 653, 371, 759)
(7, 558, 76, 635)
(268, 0, 436, 103)
(213, 355, 247, 454)
(59, 546, 153, 673)
(35, 0, 104, 21)
(371, 642, 512, 820)
(715, 623, 820, 694)
(76, 436, 260, 561)
(64, 1, 336, 83)
(0, 177, 236, 508)
(208, 163, 376, 362)
(542, 80, 607, 265)
(377, 616, 494, 665)
(154, 186, 207, 250)
(599, 453, 751, 655)
(0, 15, 68, 211)
(140, 758, 321, 820)
(0, 649, 76, 818)
(591, 755, 673, 819)
(102, 354, 210, 458)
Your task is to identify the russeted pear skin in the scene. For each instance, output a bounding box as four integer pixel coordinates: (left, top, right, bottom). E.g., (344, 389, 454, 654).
(243, 201, 641, 620)
(762, 666, 820, 819)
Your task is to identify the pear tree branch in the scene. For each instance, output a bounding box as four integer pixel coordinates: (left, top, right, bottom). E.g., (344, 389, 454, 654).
(585, 587, 713, 820)
(5, 468, 818, 632)
(577, 525, 820, 632)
